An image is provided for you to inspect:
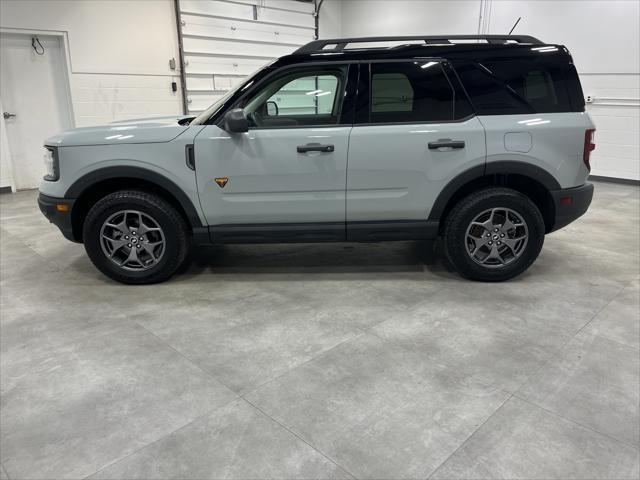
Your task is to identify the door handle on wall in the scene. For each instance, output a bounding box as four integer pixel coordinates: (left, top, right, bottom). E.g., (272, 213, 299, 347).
(297, 143, 335, 153)
(428, 139, 465, 150)
(3, 112, 16, 120)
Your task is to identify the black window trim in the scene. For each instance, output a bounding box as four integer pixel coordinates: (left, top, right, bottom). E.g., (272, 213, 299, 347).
(354, 57, 477, 127)
(216, 61, 358, 131)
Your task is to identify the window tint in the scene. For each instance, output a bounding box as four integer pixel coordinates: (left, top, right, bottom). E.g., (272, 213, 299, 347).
(454, 63, 531, 114)
(243, 68, 346, 128)
(456, 59, 573, 114)
(486, 60, 571, 113)
(372, 73, 414, 113)
(369, 62, 454, 123)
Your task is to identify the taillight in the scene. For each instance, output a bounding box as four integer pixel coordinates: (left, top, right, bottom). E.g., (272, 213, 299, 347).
(583, 129, 596, 171)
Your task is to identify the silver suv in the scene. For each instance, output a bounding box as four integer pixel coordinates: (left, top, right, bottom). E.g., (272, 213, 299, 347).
(38, 35, 595, 284)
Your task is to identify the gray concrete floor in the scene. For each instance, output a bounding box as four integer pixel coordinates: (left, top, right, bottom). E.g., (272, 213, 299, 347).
(0, 181, 638, 479)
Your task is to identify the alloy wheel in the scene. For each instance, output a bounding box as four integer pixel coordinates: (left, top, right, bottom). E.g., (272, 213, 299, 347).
(464, 207, 529, 268)
(100, 210, 166, 271)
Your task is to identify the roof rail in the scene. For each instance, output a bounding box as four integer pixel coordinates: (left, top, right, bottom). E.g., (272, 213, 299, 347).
(294, 35, 543, 54)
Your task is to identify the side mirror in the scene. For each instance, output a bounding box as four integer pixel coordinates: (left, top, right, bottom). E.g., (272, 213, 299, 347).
(266, 101, 279, 116)
(224, 108, 249, 133)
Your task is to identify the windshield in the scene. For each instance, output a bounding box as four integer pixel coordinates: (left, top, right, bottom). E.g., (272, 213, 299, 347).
(190, 64, 273, 125)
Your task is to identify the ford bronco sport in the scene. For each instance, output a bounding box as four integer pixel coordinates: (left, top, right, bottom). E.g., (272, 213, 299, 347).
(38, 35, 595, 284)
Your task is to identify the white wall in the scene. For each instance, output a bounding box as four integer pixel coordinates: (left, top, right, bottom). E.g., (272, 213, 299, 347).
(339, 0, 480, 37)
(324, 0, 640, 180)
(0, 0, 183, 127)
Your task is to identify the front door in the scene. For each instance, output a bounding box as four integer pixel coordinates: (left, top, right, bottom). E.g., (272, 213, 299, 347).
(346, 60, 486, 238)
(194, 64, 354, 239)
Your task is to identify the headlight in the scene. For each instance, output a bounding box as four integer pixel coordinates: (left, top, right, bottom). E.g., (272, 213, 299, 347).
(43, 146, 59, 181)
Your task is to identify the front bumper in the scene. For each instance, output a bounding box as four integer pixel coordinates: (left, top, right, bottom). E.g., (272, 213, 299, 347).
(549, 182, 594, 232)
(38, 193, 78, 242)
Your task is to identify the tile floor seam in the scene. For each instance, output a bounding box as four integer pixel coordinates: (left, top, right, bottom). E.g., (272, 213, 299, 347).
(134, 321, 241, 395)
(327, 369, 509, 464)
(511, 394, 640, 450)
(576, 277, 640, 352)
(569, 327, 640, 353)
(508, 279, 632, 400)
(242, 396, 357, 480)
(510, 326, 640, 423)
(0, 226, 63, 273)
(2, 321, 165, 368)
(362, 327, 515, 395)
(238, 332, 367, 398)
(0, 297, 139, 352)
(346, 326, 516, 416)
(425, 393, 515, 480)
(552, 241, 640, 259)
(355, 285, 450, 334)
(81, 396, 242, 480)
(588, 332, 640, 353)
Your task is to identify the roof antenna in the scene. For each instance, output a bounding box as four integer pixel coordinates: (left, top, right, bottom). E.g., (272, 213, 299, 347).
(508, 17, 522, 35)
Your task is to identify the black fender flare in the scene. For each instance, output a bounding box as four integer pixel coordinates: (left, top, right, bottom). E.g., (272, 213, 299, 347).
(66, 166, 204, 228)
(428, 161, 560, 221)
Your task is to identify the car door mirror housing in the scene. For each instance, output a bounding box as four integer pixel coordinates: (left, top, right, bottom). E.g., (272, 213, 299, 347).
(266, 101, 279, 116)
(224, 109, 249, 133)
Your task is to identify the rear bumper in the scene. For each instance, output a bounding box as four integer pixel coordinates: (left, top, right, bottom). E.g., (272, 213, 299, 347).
(549, 183, 594, 232)
(37, 193, 78, 242)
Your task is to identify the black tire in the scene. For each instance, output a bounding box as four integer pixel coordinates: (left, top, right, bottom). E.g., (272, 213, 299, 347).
(83, 190, 189, 284)
(443, 187, 545, 282)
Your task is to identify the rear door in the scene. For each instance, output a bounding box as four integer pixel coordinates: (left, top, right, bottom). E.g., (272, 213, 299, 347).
(346, 60, 486, 238)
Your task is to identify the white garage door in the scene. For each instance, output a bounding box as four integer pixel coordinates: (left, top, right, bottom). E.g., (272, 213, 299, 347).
(581, 76, 640, 181)
(176, 0, 316, 115)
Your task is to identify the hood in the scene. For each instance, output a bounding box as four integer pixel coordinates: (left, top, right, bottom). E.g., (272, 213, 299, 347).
(45, 115, 196, 147)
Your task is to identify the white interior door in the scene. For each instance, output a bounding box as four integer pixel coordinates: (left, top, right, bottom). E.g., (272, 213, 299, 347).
(0, 32, 72, 190)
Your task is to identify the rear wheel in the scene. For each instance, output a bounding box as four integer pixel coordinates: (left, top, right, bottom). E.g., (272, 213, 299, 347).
(83, 191, 189, 284)
(443, 188, 545, 281)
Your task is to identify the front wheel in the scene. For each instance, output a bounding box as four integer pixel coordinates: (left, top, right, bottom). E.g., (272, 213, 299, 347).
(83, 191, 189, 284)
(443, 188, 545, 281)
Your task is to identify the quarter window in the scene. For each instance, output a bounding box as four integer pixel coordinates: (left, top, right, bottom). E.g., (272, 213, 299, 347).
(455, 59, 573, 114)
(243, 68, 346, 128)
(369, 62, 454, 123)
(486, 60, 570, 113)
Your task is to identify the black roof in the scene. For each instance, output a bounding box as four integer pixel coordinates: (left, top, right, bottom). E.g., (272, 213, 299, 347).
(274, 35, 569, 67)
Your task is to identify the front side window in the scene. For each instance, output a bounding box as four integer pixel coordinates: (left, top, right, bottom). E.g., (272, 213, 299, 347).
(192, 65, 269, 125)
(369, 62, 454, 123)
(242, 67, 346, 128)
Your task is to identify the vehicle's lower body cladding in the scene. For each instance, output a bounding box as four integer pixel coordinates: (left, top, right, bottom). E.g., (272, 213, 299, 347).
(38, 193, 77, 242)
(549, 183, 594, 231)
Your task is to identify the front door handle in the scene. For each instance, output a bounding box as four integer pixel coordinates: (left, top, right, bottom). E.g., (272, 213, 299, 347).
(3, 112, 16, 120)
(428, 139, 465, 150)
(297, 143, 335, 153)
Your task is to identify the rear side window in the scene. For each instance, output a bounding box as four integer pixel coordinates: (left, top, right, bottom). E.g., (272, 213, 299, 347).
(369, 62, 454, 123)
(456, 58, 576, 114)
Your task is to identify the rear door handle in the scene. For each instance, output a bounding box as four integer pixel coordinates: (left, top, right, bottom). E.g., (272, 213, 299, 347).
(428, 139, 465, 150)
(297, 143, 335, 153)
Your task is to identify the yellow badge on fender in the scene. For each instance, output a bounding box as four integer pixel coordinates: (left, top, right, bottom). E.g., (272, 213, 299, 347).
(214, 177, 229, 188)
